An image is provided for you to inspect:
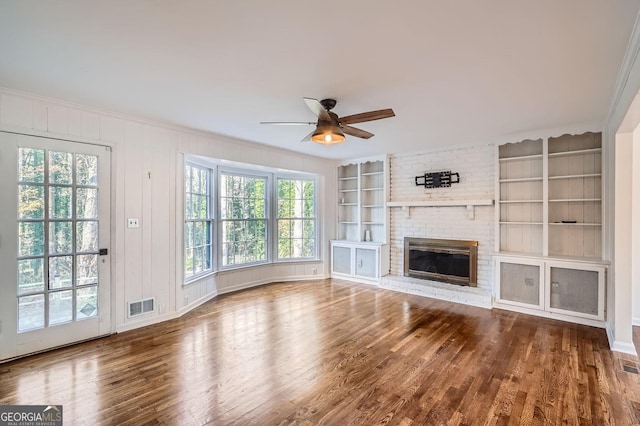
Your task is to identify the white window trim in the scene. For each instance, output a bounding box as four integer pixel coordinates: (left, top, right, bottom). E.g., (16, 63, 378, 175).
(183, 160, 216, 284)
(274, 175, 318, 261)
(182, 156, 320, 285)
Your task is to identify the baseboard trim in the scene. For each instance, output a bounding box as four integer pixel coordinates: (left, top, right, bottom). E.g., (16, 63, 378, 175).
(632, 317, 640, 327)
(606, 322, 638, 355)
(217, 274, 329, 295)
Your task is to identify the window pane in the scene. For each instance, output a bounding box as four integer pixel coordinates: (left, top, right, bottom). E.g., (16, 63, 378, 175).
(77, 254, 98, 286)
(18, 148, 45, 183)
(49, 151, 73, 184)
(49, 186, 73, 219)
(77, 286, 98, 319)
(18, 222, 44, 257)
(277, 179, 315, 259)
(18, 258, 44, 294)
(185, 248, 194, 278)
(18, 294, 45, 331)
(49, 290, 73, 326)
(76, 188, 98, 219)
(76, 154, 98, 186)
(49, 221, 73, 254)
(76, 221, 98, 252)
(49, 256, 73, 289)
(185, 222, 194, 249)
(19, 185, 44, 219)
(185, 194, 192, 219)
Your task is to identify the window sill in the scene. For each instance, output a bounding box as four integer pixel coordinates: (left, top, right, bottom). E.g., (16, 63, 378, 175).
(183, 259, 322, 287)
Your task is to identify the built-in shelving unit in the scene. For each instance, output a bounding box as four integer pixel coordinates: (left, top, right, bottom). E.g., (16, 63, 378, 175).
(337, 158, 388, 242)
(494, 132, 606, 326)
(498, 138, 544, 254)
(334, 157, 389, 283)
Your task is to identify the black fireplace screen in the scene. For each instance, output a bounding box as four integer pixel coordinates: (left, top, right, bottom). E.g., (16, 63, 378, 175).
(404, 238, 478, 286)
(408, 250, 469, 278)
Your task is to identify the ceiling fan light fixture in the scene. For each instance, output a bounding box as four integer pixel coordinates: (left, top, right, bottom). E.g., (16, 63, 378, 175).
(311, 124, 345, 145)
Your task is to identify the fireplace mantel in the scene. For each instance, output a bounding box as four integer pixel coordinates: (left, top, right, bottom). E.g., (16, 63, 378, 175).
(386, 199, 493, 219)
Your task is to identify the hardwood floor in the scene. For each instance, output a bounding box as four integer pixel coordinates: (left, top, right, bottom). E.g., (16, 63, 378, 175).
(2, 278, 640, 425)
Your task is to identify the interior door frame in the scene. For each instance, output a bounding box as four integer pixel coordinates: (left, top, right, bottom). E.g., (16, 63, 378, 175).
(0, 130, 115, 361)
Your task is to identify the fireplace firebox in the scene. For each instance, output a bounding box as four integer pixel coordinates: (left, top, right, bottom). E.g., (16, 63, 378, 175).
(404, 237, 478, 286)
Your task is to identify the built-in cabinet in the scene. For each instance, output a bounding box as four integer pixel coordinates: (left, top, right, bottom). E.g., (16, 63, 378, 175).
(330, 240, 390, 284)
(494, 256, 605, 321)
(334, 157, 389, 283)
(495, 132, 607, 325)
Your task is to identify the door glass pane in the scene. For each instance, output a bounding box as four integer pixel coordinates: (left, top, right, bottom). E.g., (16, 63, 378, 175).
(18, 148, 45, 183)
(19, 185, 44, 219)
(18, 258, 44, 294)
(77, 254, 98, 286)
(49, 186, 73, 219)
(76, 221, 98, 252)
(49, 151, 73, 184)
(77, 286, 98, 319)
(49, 256, 73, 289)
(76, 188, 98, 219)
(49, 221, 73, 254)
(18, 222, 44, 256)
(49, 290, 73, 325)
(18, 294, 45, 331)
(76, 154, 98, 186)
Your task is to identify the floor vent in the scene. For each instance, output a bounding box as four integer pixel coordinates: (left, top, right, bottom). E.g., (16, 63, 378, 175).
(128, 298, 155, 317)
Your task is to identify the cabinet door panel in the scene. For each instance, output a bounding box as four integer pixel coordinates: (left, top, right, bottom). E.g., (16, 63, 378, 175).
(498, 262, 542, 307)
(332, 246, 352, 275)
(355, 248, 377, 278)
(548, 267, 599, 316)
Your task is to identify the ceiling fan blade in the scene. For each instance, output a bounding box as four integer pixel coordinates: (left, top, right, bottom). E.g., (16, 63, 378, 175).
(260, 121, 315, 125)
(339, 108, 395, 125)
(303, 97, 331, 121)
(341, 125, 374, 139)
(300, 129, 315, 142)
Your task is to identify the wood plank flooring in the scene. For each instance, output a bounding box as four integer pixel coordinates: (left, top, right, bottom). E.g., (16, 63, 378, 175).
(2, 278, 640, 425)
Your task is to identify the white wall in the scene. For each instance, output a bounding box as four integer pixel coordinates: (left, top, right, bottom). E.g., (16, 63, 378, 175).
(387, 144, 495, 291)
(603, 12, 640, 354)
(0, 88, 336, 343)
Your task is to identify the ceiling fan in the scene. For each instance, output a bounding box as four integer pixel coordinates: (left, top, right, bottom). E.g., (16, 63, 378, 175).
(261, 98, 395, 145)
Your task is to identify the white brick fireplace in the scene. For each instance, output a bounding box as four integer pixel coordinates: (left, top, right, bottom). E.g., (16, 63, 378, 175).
(381, 144, 495, 308)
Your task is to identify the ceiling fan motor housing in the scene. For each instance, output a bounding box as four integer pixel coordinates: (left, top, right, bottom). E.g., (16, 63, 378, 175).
(320, 99, 337, 111)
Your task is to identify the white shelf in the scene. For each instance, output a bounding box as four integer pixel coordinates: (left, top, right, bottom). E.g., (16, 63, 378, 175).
(499, 177, 543, 183)
(339, 203, 358, 206)
(362, 222, 384, 225)
(339, 189, 358, 193)
(549, 222, 601, 226)
(338, 176, 358, 181)
(387, 199, 494, 208)
(548, 173, 601, 180)
(361, 171, 384, 176)
(361, 187, 384, 191)
(499, 154, 543, 162)
(548, 148, 602, 158)
(500, 222, 543, 225)
(548, 198, 601, 202)
(339, 221, 358, 225)
(499, 200, 543, 204)
(362, 205, 384, 208)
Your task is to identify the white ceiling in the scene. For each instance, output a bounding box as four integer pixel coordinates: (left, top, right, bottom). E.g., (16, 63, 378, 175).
(0, 1, 638, 160)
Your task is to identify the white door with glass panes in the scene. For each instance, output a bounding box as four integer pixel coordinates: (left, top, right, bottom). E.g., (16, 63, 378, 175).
(0, 132, 111, 360)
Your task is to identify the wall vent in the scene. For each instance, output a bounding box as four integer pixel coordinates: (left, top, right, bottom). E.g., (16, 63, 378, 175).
(128, 298, 155, 317)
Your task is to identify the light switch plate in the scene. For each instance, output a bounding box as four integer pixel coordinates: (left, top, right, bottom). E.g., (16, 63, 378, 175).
(127, 218, 140, 228)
